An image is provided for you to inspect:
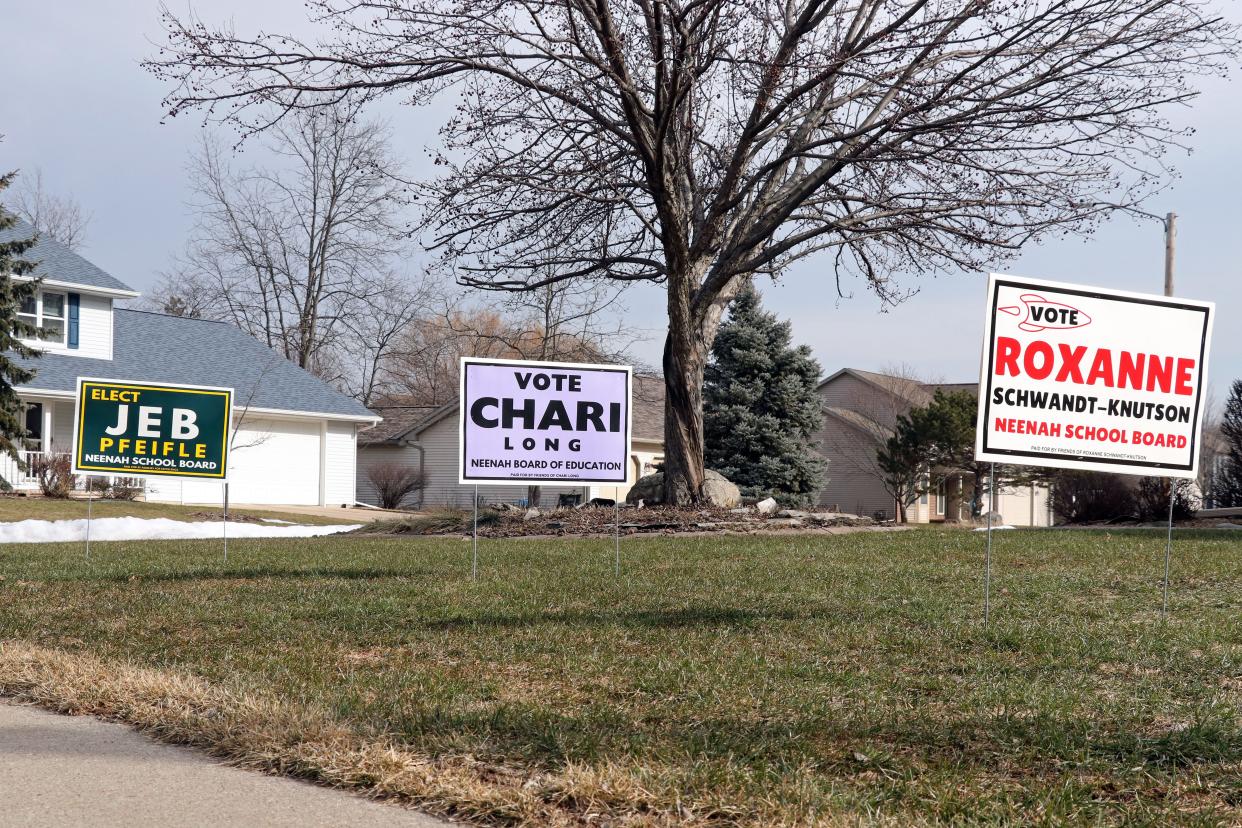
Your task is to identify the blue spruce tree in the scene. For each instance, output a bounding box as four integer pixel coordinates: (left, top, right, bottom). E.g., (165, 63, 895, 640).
(704, 286, 824, 506)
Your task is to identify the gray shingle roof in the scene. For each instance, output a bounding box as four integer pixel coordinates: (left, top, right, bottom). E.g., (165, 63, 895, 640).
(16, 309, 377, 419)
(0, 217, 136, 294)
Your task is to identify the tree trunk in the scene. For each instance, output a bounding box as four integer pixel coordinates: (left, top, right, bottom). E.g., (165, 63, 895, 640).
(661, 328, 709, 505)
(526, 484, 541, 509)
(971, 467, 987, 518)
(659, 267, 747, 506)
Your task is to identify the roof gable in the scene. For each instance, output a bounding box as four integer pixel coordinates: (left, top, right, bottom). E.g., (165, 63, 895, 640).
(0, 217, 137, 295)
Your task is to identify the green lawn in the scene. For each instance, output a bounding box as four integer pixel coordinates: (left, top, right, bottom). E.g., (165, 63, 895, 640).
(1, 528, 1240, 825)
(0, 496, 355, 525)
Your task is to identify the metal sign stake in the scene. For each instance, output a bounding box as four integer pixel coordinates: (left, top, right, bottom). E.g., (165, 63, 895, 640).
(471, 485, 479, 580)
(614, 486, 621, 577)
(984, 462, 995, 624)
(222, 482, 229, 565)
(1162, 485, 1175, 613)
(85, 477, 93, 561)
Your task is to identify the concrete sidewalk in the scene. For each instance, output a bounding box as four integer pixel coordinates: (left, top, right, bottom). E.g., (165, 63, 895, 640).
(0, 701, 448, 827)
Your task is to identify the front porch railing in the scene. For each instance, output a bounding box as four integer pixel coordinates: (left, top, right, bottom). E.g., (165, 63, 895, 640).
(0, 449, 46, 490)
(0, 450, 146, 495)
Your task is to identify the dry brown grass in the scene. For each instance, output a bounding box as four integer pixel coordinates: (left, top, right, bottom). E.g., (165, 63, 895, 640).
(0, 641, 848, 827)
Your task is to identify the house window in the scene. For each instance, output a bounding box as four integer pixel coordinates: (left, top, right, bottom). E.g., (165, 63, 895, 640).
(936, 480, 946, 516)
(17, 290, 67, 345)
(918, 472, 929, 505)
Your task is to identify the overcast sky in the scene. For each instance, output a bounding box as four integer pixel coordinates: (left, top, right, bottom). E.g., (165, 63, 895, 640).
(3, 1, 1239, 394)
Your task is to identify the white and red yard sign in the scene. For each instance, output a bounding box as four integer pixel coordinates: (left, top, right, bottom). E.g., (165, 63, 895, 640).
(975, 274, 1214, 478)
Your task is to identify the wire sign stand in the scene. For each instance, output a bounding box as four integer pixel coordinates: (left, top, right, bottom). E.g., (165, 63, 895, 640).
(972, 265, 1212, 623)
(456, 357, 634, 584)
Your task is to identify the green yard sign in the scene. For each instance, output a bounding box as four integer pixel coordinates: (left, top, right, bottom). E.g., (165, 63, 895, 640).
(72, 377, 233, 480)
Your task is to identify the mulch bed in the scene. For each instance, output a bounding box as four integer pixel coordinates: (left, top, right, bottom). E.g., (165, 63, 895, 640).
(358, 505, 882, 538)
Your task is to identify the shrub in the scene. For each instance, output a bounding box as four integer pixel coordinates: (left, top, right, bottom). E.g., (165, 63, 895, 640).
(1135, 477, 1198, 522)
(366, 462, 426, 510)
(1050, 471, 1136, 523)
(30, 453, 76, 499)
(108, 478, 143, 501)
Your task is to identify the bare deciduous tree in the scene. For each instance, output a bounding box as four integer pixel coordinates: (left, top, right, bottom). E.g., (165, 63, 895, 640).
(335, 275, 443, 406)
(167, 104, 410, 375)
(3, 168, 90, 251)
(148, 0, 1237, 503)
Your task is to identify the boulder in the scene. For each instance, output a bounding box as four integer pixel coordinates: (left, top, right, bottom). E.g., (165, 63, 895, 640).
(755, 497, 779, 515)
(522, 508, 542, 521)
(700, 470, 742, 508)
(624, 469, 741, 508)
(626, 472, 666, 505)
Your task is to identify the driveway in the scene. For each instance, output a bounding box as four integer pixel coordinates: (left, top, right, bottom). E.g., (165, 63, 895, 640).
(0, 701, 447, 827)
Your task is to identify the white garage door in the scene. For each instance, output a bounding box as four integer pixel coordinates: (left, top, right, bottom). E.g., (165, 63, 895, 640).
(225, 418, 322, 505)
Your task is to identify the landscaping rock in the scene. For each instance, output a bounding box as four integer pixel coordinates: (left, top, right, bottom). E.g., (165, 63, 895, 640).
(626, 472, 666, 505)
(700, 470, 741, 508)
(523, 508, 542, 521)
(625, 469, 740, 508)
(756, 497, 779, 514)
(777, 509, 809, 519)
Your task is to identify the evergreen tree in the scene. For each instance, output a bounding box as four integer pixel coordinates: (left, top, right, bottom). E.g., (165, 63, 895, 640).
(0, 170, 41, 462)
(704, 286, 824, 505)
(876, 417, 931, 523)
(1219, 379, 1242, 507)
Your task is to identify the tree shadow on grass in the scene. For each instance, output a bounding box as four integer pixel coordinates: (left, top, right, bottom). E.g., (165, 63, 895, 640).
(385, 702, 1242, 782)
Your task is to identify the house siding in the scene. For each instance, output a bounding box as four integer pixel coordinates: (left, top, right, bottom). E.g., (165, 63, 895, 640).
(814, 414, 896, 519)
(77, 294, 113, 360)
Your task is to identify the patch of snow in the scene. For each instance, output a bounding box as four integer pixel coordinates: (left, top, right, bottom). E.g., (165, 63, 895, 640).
(259, 518, 293, 524)
(972, 525, 1017, 532)
(0, 517, 360, 544)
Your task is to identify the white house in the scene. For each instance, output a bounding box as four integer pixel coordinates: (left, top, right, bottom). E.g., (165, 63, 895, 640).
(357, 374, 667, 509)
(2, 218, 379, 506)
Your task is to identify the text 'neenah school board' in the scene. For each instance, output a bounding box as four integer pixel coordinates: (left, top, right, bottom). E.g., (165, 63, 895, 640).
(459, 358, 632, 485)
(72, 378, 234, 480)
(975, 274, 1213, 478)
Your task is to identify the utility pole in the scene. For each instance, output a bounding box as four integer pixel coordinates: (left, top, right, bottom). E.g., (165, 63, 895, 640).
(1161, 210, 1176, 612)
(1164, 212, 1176, 298)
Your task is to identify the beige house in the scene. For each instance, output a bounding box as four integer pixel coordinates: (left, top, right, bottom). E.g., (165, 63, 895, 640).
(357, 374, 666, 509)
(815, 368, 1052, 525)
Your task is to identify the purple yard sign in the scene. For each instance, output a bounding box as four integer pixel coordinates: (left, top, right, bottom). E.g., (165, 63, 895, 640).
(458, 358, 633, 485)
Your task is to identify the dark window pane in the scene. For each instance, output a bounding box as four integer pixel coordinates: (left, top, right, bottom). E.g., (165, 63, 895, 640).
(24, 403, 42, 439)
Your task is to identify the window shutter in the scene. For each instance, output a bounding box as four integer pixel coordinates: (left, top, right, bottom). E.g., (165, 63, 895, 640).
(68, 293, 80, 349)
